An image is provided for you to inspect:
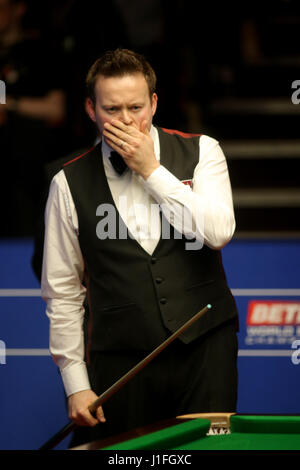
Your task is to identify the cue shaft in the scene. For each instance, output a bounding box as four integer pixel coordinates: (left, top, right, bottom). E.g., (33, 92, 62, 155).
(39, 303, 211, 450)
(88, 304, 211, 413)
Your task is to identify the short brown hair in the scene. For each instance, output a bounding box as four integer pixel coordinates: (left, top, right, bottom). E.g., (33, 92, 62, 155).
(86, 48, 157, 104)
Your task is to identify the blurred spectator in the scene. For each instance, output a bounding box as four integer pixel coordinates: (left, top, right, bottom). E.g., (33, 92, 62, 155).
(0, 0, 67, 236)
(112, 0, 187, 129)
(41, 0, 129, 150)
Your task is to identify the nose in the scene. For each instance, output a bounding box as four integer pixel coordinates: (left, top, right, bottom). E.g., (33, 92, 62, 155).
(119, 108, 133, 125)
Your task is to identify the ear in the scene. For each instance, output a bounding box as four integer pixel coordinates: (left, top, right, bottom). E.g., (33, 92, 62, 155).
(85, 98, 97, 123)
(151, 93, 158, 117)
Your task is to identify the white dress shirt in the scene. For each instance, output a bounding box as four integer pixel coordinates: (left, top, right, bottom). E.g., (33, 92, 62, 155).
(41, 125, 235, 397)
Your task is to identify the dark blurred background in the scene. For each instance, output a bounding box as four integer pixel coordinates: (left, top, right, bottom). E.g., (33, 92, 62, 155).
(1, 0, 300, 243)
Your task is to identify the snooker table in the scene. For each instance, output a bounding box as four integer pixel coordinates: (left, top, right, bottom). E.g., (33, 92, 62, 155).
(72, 413, 300, 451)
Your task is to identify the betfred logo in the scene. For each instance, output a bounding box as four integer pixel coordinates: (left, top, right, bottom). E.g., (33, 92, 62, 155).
(247, 301, 300, 326)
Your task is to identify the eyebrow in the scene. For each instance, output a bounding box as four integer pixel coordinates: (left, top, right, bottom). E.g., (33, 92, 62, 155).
(102, 102, 144, 108)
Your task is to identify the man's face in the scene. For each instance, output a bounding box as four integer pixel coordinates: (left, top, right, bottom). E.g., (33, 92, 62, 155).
(86, 72, 157, 138)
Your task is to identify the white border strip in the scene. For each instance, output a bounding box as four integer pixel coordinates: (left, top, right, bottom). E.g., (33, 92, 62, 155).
(1, 289, 300, 297)
(231, 289, 300, 296)
(6, 349, 50, 356)
(4, 349, 293, 358)
(238, 349, 293, 357)
(0, 289, 41, 297)
(1, 290, 298, 359)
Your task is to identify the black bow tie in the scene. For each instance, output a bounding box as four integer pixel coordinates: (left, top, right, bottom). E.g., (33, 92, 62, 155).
(109, 152, 128, 175)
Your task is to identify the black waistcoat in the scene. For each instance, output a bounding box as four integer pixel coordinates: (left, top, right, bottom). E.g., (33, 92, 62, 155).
(63, 127, 238, 354)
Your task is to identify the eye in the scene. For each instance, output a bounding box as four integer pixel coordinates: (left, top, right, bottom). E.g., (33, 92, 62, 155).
(104, 106, 118, 113)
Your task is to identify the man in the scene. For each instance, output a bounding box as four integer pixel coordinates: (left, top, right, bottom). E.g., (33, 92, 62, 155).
(42, 48, 238, 446)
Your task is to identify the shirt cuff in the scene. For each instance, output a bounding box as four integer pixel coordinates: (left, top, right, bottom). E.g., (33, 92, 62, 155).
(144, 165, 188, 202)
(60, 362, 91, 397)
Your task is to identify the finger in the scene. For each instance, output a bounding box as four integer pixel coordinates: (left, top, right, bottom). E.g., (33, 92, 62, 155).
(103, 124, 136, 147)
(95, 406, 106, 423)
(70, 408, 99, 427)
(110, 119, 138, 136)
(103, 129, 128, 151)
(104, 135, 132, 156)
(140, 120, 150, 135)
(102, 128, 124, 147)
(107, 120, 141, 141)
(84, 411, 99, 427)
(104, 120, 131, 138)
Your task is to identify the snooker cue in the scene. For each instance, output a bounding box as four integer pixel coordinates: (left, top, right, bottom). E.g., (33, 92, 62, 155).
(39, 303, 211, 450)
